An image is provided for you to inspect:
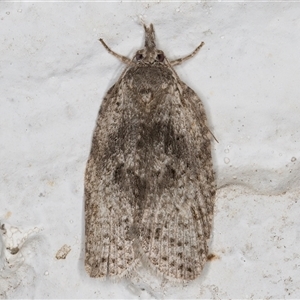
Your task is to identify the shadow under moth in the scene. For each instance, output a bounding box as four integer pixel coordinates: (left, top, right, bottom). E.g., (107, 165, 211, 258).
(84, 24, 216, 282)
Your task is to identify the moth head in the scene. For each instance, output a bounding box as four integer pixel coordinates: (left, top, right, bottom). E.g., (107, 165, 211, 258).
(134, 24, 166, 65)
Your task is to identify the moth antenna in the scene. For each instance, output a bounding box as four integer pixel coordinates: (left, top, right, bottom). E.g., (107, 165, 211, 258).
(170, 42, 205, 67)
(99, 38, 131, 65)
(144, 23, 156, 49)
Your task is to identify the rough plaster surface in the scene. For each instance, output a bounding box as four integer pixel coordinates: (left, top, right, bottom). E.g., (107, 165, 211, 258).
(1, 2, 300, 299)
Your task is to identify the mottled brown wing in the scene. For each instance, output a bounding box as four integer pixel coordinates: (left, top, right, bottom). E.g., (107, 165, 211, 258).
(138, 83, 215, 282)
(84, 83, 138, 278)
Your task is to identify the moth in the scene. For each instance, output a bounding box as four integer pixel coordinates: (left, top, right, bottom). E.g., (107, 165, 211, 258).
(84, 24, 215, 282)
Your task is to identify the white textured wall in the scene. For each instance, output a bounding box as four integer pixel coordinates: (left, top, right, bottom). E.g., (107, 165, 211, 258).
(1, 2, 299, 299)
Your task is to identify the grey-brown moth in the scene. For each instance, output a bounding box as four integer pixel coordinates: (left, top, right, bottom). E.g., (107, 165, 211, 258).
(84, 24, 216, 282)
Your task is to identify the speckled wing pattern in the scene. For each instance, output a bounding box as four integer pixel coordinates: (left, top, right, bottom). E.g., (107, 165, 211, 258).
(85, 24, 215, 282)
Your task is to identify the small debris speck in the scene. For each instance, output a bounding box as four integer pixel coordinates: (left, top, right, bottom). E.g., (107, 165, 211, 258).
(56, 244, 71, 260)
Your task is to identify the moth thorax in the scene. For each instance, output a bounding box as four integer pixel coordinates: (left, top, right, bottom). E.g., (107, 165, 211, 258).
(140, 89, 153, 103)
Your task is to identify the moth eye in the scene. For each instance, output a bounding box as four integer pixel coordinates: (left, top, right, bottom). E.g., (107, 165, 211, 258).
(156, 53, 164, 62)
(136, 53, 143, 61)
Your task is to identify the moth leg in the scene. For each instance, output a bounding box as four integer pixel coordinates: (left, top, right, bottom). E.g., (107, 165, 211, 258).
(170, 42, 205, 67)
(208, 128, 219, 143)
(99, 39, 131, 65)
